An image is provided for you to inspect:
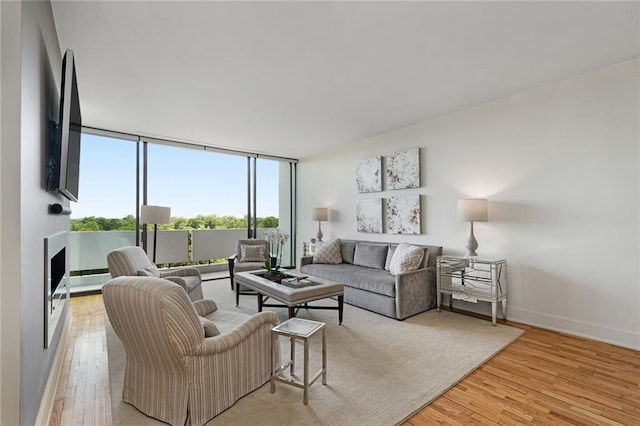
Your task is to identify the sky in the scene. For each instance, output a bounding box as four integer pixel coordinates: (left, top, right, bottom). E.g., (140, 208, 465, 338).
(71, 134, 281, 219)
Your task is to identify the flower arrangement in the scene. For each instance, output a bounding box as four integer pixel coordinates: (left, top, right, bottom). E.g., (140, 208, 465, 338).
(264, 228, 290, 274)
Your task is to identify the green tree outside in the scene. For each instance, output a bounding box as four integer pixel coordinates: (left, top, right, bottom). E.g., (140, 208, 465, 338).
(71, 214, 279, 232)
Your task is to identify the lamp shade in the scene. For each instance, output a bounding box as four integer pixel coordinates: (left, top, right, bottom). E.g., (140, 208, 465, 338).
(457, 199, 488, 222)
(312, 207, 328, 222)
(141, 205, 171, 224)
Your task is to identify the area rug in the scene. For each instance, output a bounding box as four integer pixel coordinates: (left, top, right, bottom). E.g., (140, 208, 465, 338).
(108, 279, 523, 425)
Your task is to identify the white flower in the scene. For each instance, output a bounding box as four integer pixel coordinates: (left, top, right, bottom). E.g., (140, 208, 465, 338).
(263, 229, 290, 271)
(265, 228, 289, 244)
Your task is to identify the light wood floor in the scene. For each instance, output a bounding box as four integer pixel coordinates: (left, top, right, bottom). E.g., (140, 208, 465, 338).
(50, 294, 639, 426)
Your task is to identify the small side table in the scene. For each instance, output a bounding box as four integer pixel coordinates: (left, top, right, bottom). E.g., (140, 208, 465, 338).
(270, 317, 326, 404)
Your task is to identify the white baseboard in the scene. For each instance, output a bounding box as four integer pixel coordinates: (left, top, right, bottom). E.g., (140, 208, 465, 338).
(447, 297, 639, 350)
(508, 306, 640, 351)
(35, 309, 73, 426)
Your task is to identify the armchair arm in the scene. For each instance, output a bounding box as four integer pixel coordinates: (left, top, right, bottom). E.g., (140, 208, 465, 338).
(228, 254, 237, 279)
(160, 267, 201, 279)
(193, 299, 217, 316)
(195, 311, 279, 355)
(300, 256, 313, 267)
(164, 276, 188, 293)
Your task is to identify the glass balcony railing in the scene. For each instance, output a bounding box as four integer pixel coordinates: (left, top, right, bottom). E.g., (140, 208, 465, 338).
(68, 228, 286, 292)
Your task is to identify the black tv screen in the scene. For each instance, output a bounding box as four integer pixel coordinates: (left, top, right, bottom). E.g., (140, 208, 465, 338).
(48, 49, 81, 202)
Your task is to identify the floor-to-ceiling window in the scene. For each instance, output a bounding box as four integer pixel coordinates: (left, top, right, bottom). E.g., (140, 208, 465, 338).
(256, 157, 295, 266)
(144, 142, 251, 266)
(68, 132, 137, 290)
(68, 130, 297, 292)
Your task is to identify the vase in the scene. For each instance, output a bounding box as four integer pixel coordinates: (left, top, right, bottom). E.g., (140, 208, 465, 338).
(270, 256, 278, 269)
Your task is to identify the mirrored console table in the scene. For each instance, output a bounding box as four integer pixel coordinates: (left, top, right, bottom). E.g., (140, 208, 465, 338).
(436, 256, 508, 326)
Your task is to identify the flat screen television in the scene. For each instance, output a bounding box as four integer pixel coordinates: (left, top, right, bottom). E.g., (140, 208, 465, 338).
(47, 49, 82, 202)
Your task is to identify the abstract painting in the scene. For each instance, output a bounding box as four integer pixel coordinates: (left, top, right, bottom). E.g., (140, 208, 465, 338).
(386, 147, 419, 190)
(356, 198, 383, 233)
(356, 156, 382, 193)
(387, 195, 421, 234)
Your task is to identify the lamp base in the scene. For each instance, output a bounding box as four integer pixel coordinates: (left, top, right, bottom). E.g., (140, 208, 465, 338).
(465, 221, 479, 259)
(316, 222, 323, 242)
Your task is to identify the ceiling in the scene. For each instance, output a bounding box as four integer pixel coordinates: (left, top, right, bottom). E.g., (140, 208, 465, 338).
(51, 1, 639, 160)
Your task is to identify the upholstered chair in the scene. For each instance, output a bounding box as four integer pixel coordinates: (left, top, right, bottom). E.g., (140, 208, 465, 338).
(102, 276, 279, 426)
(227, 239, 270, 291)
(107, 246, 203, 301)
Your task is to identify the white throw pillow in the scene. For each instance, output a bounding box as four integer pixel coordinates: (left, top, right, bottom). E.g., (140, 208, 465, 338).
(389, 243, 425, 276)
(312, 239, 342, 264)
(240, 244, 266, 262)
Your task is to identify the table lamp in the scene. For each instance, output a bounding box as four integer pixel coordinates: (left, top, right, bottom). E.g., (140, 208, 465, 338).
(457, 199, 488, 258)
(312, 207, 328, 242)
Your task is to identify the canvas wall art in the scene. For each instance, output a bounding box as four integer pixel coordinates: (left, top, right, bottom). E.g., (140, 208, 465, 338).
(387, 195, 421, 234)
(386, 147, 419, 190)
(356, 198, 383, 233)
(355, 156, 382, 193)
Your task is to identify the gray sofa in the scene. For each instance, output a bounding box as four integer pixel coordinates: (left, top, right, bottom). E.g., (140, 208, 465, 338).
(300, 239, 442, 320)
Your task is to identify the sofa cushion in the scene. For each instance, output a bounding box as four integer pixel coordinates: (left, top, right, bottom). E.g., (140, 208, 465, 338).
(313, 239, 342, 264)
(389, 243, 425, 276)
(240, 244, 266, 262)
(340, 241, 357, 264)
(353, 242, 388, 269)
(301, 263, 396, 297)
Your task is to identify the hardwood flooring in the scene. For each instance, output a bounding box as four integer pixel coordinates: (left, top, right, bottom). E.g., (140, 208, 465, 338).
(50, 294, 111, 426)
(50, 294, 639, 426)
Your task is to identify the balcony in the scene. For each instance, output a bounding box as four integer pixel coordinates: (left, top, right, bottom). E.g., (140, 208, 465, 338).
(69, 228, 284, 292)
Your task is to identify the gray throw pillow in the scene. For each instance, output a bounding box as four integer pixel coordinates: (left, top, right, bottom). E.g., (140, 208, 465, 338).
(240, 244, 266, 262)
(353, 243, 388, 269)
(340, 241, 357, 264)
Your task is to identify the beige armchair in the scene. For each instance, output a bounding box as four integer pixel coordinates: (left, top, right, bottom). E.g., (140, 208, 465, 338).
(102, 276, 279, 426)
(227, 238, 270, 289)
(107, 246, 203, 301)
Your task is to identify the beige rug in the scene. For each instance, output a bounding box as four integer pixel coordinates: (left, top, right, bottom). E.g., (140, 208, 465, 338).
(108, 279, 523, 425)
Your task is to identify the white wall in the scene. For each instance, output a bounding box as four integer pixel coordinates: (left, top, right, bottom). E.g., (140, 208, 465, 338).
(1, 2, 23, 423)
(298, 59, 640, 350)
(6, 1, 70, 424)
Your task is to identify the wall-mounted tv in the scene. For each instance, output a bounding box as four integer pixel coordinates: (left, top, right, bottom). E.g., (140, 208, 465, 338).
(47, 49, 82, 202)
